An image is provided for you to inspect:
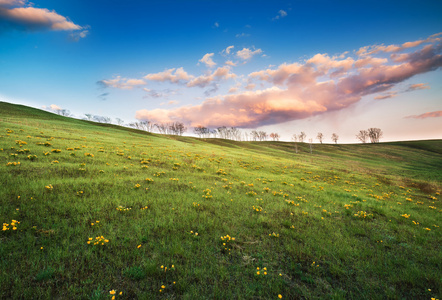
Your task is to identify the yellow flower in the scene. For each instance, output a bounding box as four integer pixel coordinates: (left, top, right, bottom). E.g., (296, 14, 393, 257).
(161, 285, 165, 289)
(137, 244, 141, 248)
(109, 290, 116, 295)
(278, 295, 282, 299)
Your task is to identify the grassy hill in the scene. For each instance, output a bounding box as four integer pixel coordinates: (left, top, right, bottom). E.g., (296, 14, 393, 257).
(1, 102, 441, 299)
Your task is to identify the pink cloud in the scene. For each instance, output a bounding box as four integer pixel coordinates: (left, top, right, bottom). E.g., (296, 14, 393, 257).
(406, 83, 430, 92)
(186, 67, 236, 88)
(0, 2, 82, 31)
(199, 53, 216, 68)
(135, 34, 442, 128)
(374, 92, 397, 100)
(405, 111, 442, 119)
(144, 68, 192, 84)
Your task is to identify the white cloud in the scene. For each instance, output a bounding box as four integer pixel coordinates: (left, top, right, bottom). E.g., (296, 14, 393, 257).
(272, 9, 287, 20)
(236, 47, 263, 60)
(144, 68, 193, 84)
(199, 53, 216, 68)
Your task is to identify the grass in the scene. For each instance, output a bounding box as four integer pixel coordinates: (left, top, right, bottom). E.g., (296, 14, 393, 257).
(0, 101, 441, 299)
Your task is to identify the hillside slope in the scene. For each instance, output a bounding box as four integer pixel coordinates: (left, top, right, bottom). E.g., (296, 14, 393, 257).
(1, 102, 441, 299)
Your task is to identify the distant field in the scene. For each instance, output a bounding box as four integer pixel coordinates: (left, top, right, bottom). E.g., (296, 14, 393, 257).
(1, 102, 441, 299)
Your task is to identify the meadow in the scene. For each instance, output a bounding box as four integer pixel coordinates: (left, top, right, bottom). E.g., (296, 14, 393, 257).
(0, 102, 441, 299)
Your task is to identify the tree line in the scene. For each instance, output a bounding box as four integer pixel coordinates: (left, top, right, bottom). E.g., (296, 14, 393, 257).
(65, 110, 384, 143)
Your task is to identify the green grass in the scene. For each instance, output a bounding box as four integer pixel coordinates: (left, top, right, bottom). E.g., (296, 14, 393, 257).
(0, 101, 441, 299)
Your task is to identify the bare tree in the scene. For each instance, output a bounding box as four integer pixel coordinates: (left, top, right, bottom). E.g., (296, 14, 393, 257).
(84, 114, 93, 121)
(291, 134, 298, 154)
(270, 133, 280, 141)
(258, 131, 268, 141)
(251, 130, 259, 141)
(194, 125, 207, 138)
(368, 128, 383, 143)
(57, 109, 71, 117)
(331, 133, 339, 144)
(155, 123, 168, 134)
(356, 130, 369, 143)
(299, 132, 306, 143)
(115, 118, 124, 126)
(170, 122, 187, 135)
(316, 132, 324, 144)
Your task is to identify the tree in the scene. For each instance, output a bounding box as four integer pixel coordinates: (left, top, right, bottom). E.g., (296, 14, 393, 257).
(169, 122, 186, 136)
(84, 114, 93, 121)
(331, 133, 339, 144)
(58, 109, 71, 117)
(356, 130, 369, 143)
(299, 132, 306, 143)
(368, 128, 383, 143)
(291, 134, 298, 154)
(270, 133, 280, 141)
(316, 132, 324, 144)
(258, 131, 268, 141)
(115, 118, 124, 126)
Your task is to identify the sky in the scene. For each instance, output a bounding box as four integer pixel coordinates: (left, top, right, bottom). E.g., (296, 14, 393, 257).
(1, 0, 441, 143)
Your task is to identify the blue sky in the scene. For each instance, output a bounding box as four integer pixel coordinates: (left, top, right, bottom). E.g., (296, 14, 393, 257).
(1, 0, 441, 142)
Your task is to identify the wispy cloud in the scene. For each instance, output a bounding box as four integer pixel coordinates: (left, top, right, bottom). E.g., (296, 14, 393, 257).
(405, 111, 442, 119)
(374, 91, 397, 100)
(0, 0, 85, 33)
(135, 34, 442, 128)
(187, 67, 236, 88)
(98, 92, 109, 101)
(405, 83, 430, 92)
(235, 33, 250, 38)
(97, 76, 146, 90)
(272, 9, 287, 20)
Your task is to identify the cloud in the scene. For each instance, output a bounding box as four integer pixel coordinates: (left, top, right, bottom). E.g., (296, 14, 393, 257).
(405, 111, 442, 119)
(374, 91, 397, 100)
(187, 66, 236, 88)
(223, 45, 234, 55)
(97, 76, 146, 90)
(144, 67, 192, 84)
(42, 104, 63, 112)
(135, 34, 442, 128)
(236, 47, 263, 60)
(272, 9, 287, 20)
(69, 29, 89, 42)
(405, 83, 430, 92)
(98, 92, 109, 101)
(199, 53, 216, 68)
(214, 22, 219, 28)
(225, 60, 236, 67)
(235, 33, 250, 38)
(0, 0, 84, 32)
